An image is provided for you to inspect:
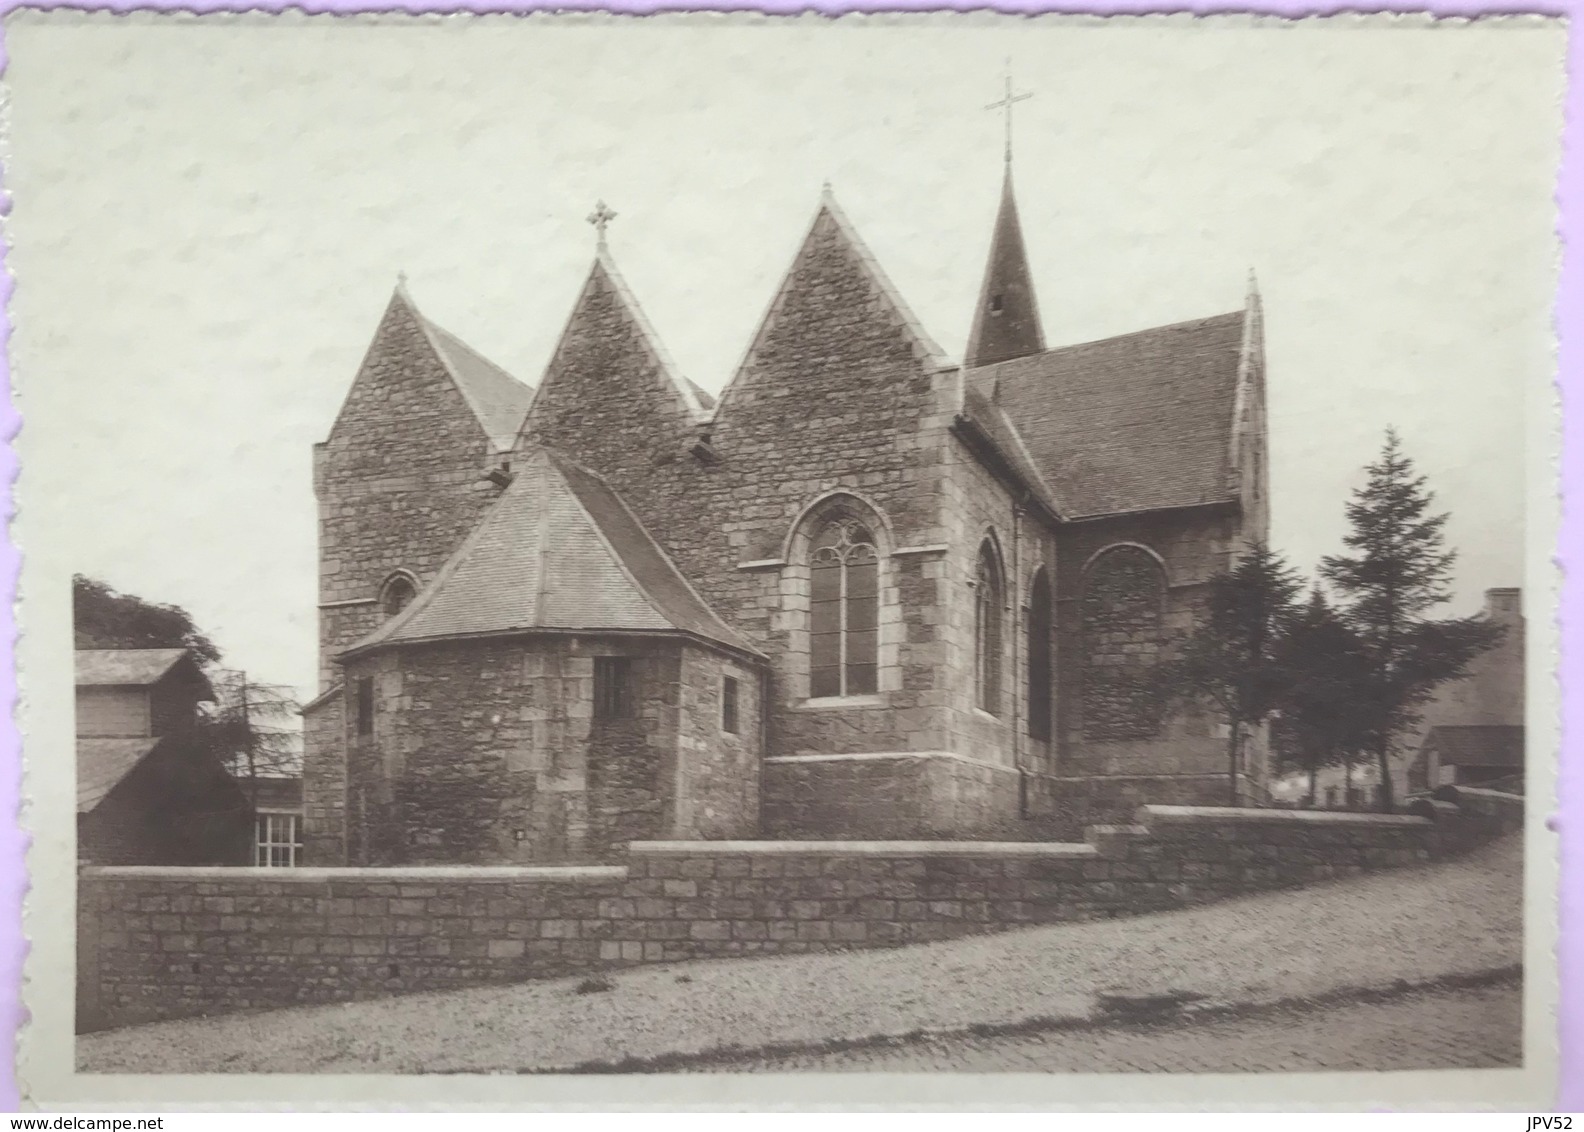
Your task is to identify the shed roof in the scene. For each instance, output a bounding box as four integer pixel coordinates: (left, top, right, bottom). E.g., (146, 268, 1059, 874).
(77, 736, 162, 812)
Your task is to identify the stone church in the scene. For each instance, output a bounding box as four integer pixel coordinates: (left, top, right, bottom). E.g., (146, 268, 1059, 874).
(300, 161, 1271, 867)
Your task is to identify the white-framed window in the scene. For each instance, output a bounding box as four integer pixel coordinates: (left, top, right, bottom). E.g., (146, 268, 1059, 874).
(255, 811, 302, 868)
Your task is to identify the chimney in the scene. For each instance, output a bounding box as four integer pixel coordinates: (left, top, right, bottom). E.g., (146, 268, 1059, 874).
(1485, 588, 1522, 622)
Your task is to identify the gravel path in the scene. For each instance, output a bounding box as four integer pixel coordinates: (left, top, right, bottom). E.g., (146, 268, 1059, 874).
(698, 982, 1524, 1074)
(78, 834, 1521, 1075)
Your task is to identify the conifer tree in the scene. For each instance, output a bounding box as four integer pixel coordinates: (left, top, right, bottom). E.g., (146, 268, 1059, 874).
(1320, 429, 1504, 811)
(1171, 543, 1304, 805)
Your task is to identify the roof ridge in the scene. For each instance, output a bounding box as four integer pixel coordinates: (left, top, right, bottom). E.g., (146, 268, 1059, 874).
(976, 309, 1246, 367)
(396, 285, 534, 452)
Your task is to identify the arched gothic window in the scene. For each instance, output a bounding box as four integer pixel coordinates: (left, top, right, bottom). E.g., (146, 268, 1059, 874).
(381, 574, 417, 619)
(809, 517, 879, 698)
(975, 541, 1004, 715)
(1027, 566, 1053, 741)
(1081, 545, 1166, 740)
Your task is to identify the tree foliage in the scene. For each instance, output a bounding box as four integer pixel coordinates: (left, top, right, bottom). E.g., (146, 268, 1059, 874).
(1319, 429, 1504, 811)
(202, 670, 304, 800)
(1271, 589, 1373, 805)
(74, 574, 301, 802)
(1170, 542, 1304, 805)
(73, 574, 222, 666)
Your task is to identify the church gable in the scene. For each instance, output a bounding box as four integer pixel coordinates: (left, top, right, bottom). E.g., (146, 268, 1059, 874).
(518, 254, 704, 482)
(714, 191, 946, 424)
(325, 288, 525, 461)
(315, 288, 529, 685)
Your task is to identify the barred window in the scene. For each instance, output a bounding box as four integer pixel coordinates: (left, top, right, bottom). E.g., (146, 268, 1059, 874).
(722, 675, 740, 734)
(594, 657, 634, 721)
(809, 518, 879, 698)
(975, 541, 1004, 714)
(354, 676, 374, 737)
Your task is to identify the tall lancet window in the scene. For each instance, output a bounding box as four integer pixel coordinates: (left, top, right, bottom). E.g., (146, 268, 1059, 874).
(1027, 566, 1053, 741)
(809, 518, 879, 698)
(975, 541, 1004, 714)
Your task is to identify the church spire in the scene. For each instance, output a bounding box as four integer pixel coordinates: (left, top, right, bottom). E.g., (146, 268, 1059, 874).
(964, 162, 1045, 369)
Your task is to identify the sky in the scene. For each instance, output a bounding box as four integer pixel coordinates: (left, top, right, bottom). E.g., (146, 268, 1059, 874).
(7, 14, 1566, 702)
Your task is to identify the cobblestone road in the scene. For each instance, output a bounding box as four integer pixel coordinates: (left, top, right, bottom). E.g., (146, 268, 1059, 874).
(699, 983, 1523, 1074)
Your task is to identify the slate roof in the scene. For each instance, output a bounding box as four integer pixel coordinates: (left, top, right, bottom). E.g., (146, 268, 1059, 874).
(76, 648, 200, 689)
(77, 736, 161, 812)
(1424, 725, 1525, 769)
(962, 311, 1248, 519)
(345, 447, 763, 661)
(964, 167, 1045, 368)
(414, 306, 537, 453)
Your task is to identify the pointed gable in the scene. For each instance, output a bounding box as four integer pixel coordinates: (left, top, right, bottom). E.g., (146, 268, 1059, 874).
(964, 167, 1046, 368)
(327, 286, 533, 456)
(714, 188, 946, 418)
(344, 448, 760, 660)
(516, 249, 707, 504)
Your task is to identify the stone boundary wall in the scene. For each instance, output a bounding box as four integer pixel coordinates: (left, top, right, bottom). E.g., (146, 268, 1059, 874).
(78, 800, 1515, 1032)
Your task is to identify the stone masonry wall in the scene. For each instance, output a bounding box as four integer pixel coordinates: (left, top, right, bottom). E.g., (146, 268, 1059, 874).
(761, 753, 1022, 840)
(941, 432, 1059, 777)
(315, 293, 509, 688)
(1054, 507, 1246, 789)
(343, 637, 682, 867)
(341, 637, 763, 867)
(80, 802, 1513, 1032)
(300, 693, 346, 866)
(673, 649, 762, 841)
(519, 209, 961, 791)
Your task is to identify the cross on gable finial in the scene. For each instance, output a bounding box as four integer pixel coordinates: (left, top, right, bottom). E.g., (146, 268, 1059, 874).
(985, 60, 1033, 166)
(587, 200, 617, 248)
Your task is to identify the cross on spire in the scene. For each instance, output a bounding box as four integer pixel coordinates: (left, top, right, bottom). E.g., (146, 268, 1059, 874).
(985, 63, 1033, 166)
(587, 200, 617, 248)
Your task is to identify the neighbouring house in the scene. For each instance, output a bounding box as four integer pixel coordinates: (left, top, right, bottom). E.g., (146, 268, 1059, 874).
(76, 648, 252, 865)
(303, 163, 1272, 865)
(1270, 587, 1525, 807)
(1406, 588, 1526, 794)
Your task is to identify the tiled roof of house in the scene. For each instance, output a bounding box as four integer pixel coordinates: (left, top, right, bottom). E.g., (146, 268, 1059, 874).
(240, 775, 303, 812)
(415, 309, 537, 453)
(962, 311, 1247, 519)
(345, 447, 763, 661)
(77, 736, 161, 812)
(1424, 725, 1525, 769)
(75, 648, 196, 688)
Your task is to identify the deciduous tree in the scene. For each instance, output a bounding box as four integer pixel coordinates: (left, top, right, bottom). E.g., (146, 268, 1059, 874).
(1170, 543, 1304, 805)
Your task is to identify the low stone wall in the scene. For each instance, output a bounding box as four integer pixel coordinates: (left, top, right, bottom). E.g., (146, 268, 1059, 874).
(79, 801, 1509, 1033)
